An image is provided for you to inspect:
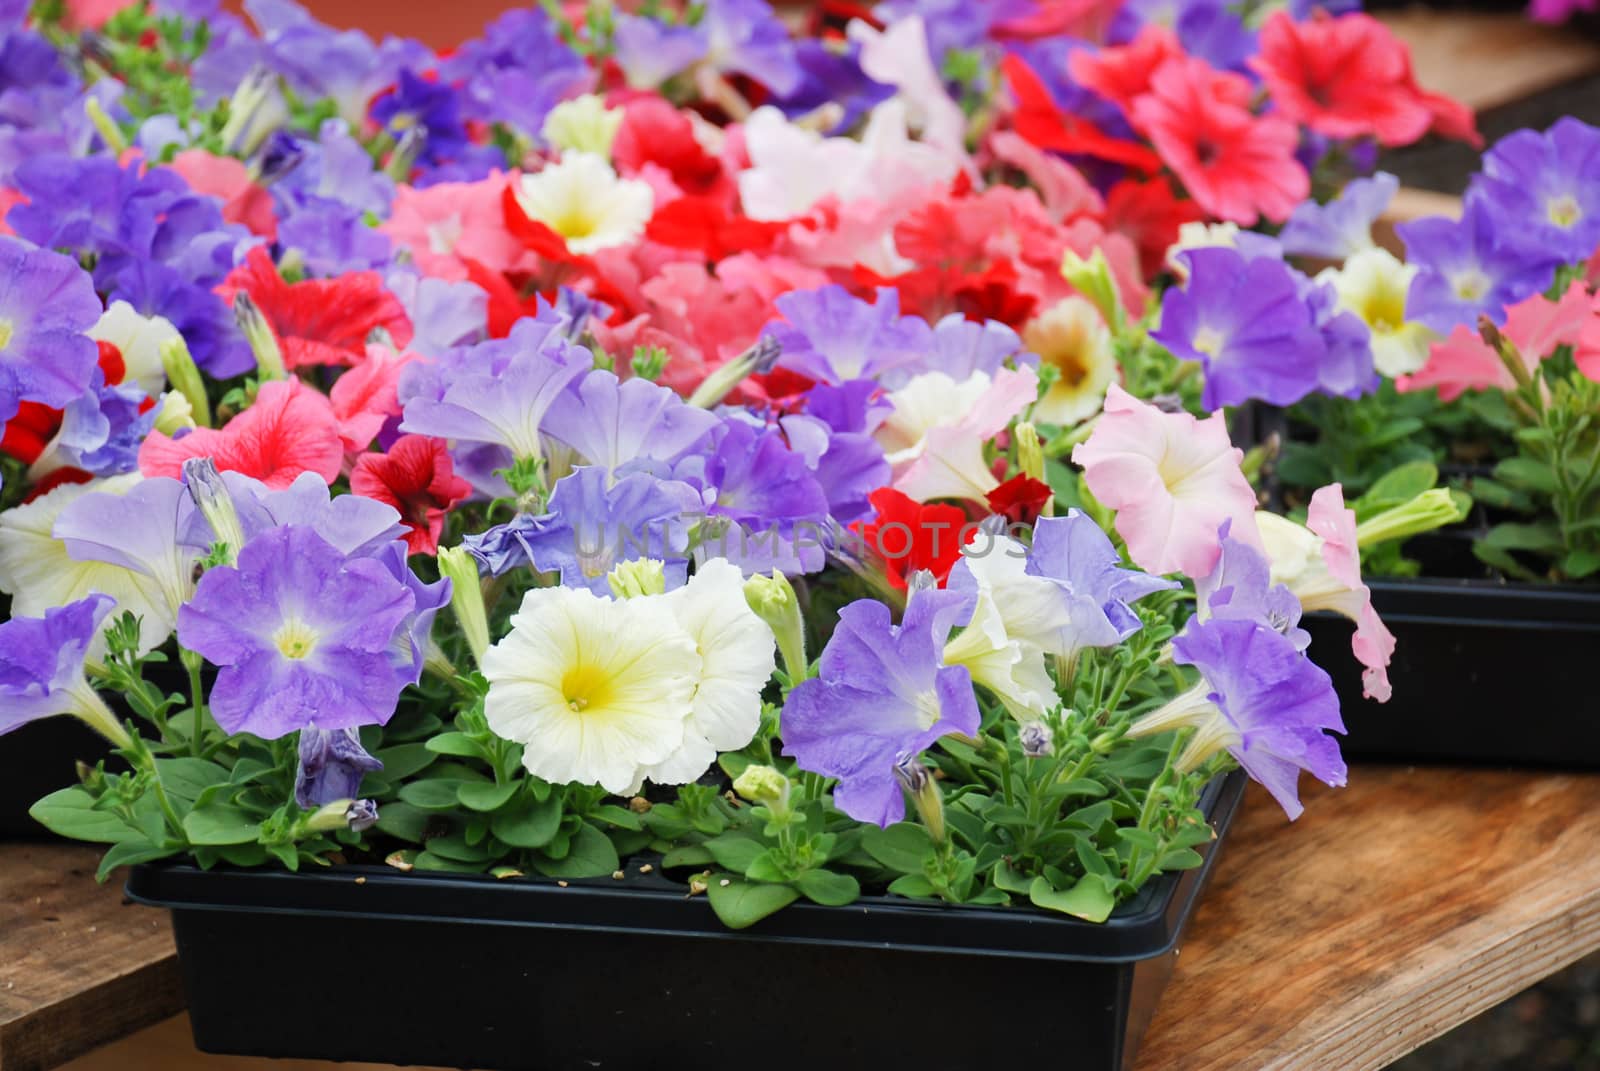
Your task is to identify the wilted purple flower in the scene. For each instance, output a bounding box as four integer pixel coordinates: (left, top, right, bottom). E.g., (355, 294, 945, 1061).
(45, 370, 158, 477)
(177, 525, 418, 738)
(781, 586, 980, 826)
(542, 369, 719, 476)
(1471, 118, 1600, 266)
(611, 14, 709, 89)
(464, 466, 695, 591)
(1154, 247, 1325, 409)
(702, 0, 805, 96)
(0, 594, 124, 744)
(294, 726, 383, 807)
(767, 286, 933, 386)
(109, 259, 254, 379)
(772, 40, 894, 133)
(1398, 195, 1560, 332)
(1196, 521, 1308, 650)
(384, 270, 487, 357)
(1280, 172, 1398, 261)
(1133, 617, 1344, 820)
(441, 7, 589, 138)
(0, 237, 102, 424)
(398, 316, 593, 460)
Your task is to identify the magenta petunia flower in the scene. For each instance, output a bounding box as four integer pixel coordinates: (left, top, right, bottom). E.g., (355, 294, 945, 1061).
(177, 525, 418, 739)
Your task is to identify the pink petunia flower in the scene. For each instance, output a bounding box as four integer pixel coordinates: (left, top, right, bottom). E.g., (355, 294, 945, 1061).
(382, 171, 533, 282)
(1071, 384, 1259, 578)
(329, 346, 419, 454)
(1307, 486, 1396, 703)
(138, 379, 343, 490)
(1399, 280, 1590, 399)
(169, 150, 278, 239)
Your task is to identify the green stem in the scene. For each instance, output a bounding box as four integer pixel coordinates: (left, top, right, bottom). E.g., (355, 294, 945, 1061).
(182, 647, 207, 759)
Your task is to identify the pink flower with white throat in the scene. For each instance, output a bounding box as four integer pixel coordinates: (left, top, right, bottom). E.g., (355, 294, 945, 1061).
(1071, 384, 1259, 578)
(877, 366, 1038, 503)
(1257, 485, 1396, 702)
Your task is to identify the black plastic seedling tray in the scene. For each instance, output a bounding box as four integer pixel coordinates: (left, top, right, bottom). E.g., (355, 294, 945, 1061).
(127, 769, 1247, 1071)
(1307, 578, 1600, 766)
(0, 718, 110, 839)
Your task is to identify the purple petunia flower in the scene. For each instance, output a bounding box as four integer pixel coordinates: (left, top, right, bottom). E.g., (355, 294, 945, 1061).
(1471, 118, 1600, 267)
(398, 316, 593, 461)
(702, 0, 806, 97)
(771, 40, 894, 134)
(384, 270, 488, 358)
(542, 369, 719, 477)
(767, 286, 933, 386)
(1398, 195, 1561, 333)
(0, 237, 103, 426)
(46, 370, 159, 477)
(889, 313, 1032, 387)
(781, 586, 980, 826)
(1110, 0, 1257, 73)
(177, 525, 418, 738)
(0, 594, 118, 739)
(294, 726, 383, 808)
(1163, 617, 1345, 820)
(1299, 273, 1379, 400)
(109, 259, 254, 379)
(463, 465, 695, 591)
(611, 15, 710, 89)
(779, 410, 890, 527)
(371, 69, 475, 168)
(185, 470, 409, 559)
(1279, 172, 1399, 261)
(1196, 521, 1309, 651)
(441, 7, 590, 138)
(1154, 247, 1326, 409)
(276, 202, 394, 276)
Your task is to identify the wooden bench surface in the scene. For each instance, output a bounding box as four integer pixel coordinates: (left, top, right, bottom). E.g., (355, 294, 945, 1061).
(6, 766, 1600, 1070)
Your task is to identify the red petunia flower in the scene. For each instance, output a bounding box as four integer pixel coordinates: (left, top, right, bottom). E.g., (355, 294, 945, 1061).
(1131, 56, 1309, 226)
(215, 247, 414, 370)
(1068, 25, 1185, 117)
(349, 435, 471, 555)
(644, 196, 791, 260)
(329, 347, 416, 453)
(1002, 53, 1162, 174)
(1105, 176, 1206, 278)
(137, 378, 343, 489)
(611, 97, 730, 200)
(851, 487, 976, 592)
(986, 474, 1055, 528)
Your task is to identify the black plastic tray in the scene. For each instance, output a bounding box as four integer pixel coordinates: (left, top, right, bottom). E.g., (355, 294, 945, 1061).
(1307, 578, 1600, 766)
(126, 769, 1247, 1071)
(0, 717, 111, 839)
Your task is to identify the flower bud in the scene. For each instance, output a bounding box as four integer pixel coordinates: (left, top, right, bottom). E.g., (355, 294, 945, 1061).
(158, 336, 212, 427)
(1061, 248, 1124, 331)
(183, 458, 246, 567)
(437, 546, 491, 668)
(304, 798, 379, 833)
(687, 336, 782, 409)
(1355, 488, 1471, 550)
(733, 764, 792, 815)
(742, 570, 808, 683)
(83, 96, 128, 154)
(1014, 422, 1046, 484)
(542, 95, 624, 158)
(220, 66, 289, 158)
(295, 727, 383, 809)
(383, 126, 426, 182)
(152, 391, 197, 436)
(232, 292, 286, 382)
(893, 757, 945, 846)
(1019, 721, 1054, 758)
(608, 559, 667, 599)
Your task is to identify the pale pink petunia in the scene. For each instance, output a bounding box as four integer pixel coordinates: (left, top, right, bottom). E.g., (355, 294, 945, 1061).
(170, 150, 278, 239)
(329, 346, 419, 454)
(1307, 485, 1396, 702)
(880, 367, 1040, 503)
(1399, 280, 1590, 400)
(382, 171, 532, 282)
(1071, 384, 1259, 578)
(985, 130, 1105, 225)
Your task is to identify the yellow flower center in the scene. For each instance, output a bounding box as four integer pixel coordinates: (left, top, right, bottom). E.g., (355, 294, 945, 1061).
(1192, 326, 1225, 358)
(561, 661, 615, 713)
(1547, 194, 1583, 229)
(545, 202, 605, 243)
(273, 619, 319, 661)
(1452, 269, 1491, 302)
(1356, 282, 1407, 336)
(0, 317, 12, 351)
(912, 689, 942, 731)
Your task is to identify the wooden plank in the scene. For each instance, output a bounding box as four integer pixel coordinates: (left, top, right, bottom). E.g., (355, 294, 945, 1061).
(1375, 187, 1463, 257)
(0, 844, 181, 1071)
(58, 1015, 451, 1071)
(1135, 767, 1600, 1071)
(1379, 11, 1600, 114)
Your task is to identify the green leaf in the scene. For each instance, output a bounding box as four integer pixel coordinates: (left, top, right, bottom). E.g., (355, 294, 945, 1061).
(860, 822, 934, 873)
(227, 758, 276, 786)
(993, 859, 1034, 894)
(744, 849, 794, 884)
(588, 804, 642, 830)
(425, 732, 491, 760)
(1493, 456, 1558, 493)
(1563, 548, 1600, 580)
(424, 832, 502, 864)
(457, 781, 519, 812)
(414, 851, 486, 873)
(29, 788, 140, 843)
(372, 743, 438, 781)
(182, 802, 261, 846)
(491, 795, 562, 848)
(398, 779, 469, 811)
(661, 844, 715, 868)
(886, 873, 938, 899)
(532, 822, 619, 879)
(374, 802, 432, 844)
(794, 868, 859, 906)
(1483, 522, 1564, 553)
(95, 839, 181, 882)
(1028, 874, 1116, 922)
(717, 751, 753, 780)
(703, 834, 766, 874)
(152, 758, 229, 805)
(706, 879, 800, 929)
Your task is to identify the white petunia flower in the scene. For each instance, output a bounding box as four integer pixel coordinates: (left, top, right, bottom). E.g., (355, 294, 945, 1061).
(514, 152, 654, 255)
(1318, 248, 1438, 378)
(87, 301, 178, 398)
(941, 590, 1057, 718)
(1023, 297, 1116, 427)
(876, 366, 1038, 503)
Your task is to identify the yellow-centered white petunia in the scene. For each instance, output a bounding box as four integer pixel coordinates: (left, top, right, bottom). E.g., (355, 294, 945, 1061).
(514, 152, 653, 255)
(1023, 297, 1116, 427)
(1318, 248, 1437, 377)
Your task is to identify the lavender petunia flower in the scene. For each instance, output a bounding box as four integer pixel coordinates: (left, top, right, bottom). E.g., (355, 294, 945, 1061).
(1196, 521, 1309, 651)
(277, 201, 394, 276)
(611, 15, 709, 89)
(1398, 196, 1561, 332)
(772, 40, 894, 133)
(184, 470, 409, 559)
(369, 539, 452, 684)
(398, 317, 593, 460)
(294, 726, 383, 808)
(384, 270, 487, 357)
(177, 525, 418, 738)
(1110, 0, 1257, 72)
(441, 7, 589, 138)
(767, 286, 933, 386)
(46, 370, 159, 477)
(1299, 273, 1379, 400)
(779, 411, 889, 526)
(1154, 247, 1325, 409)
(702, 0, 806, 97)
(1471, 118, 1600, 266)
(0, 237, 102, 425)
(877, 0, 1027, 59)
(464, 466, 695, 592)
(0, 594, 120, 739)
(542, 369, 719, 477)
(913, 314, 1032, 385)
(1279, 172, 1399, 261)
(781, 586, 980, 827)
